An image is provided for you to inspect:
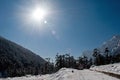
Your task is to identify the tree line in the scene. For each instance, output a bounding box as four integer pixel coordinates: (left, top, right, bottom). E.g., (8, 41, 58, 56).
(0, 47, 120, 77)
(93, 47, 120, 65)
(44, 47, 120, 73)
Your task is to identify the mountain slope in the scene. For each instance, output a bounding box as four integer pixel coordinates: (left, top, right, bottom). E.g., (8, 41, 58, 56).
(82, 35, 120, 58)
(100, 35, 120, 55)
(0, 36, 46, 77)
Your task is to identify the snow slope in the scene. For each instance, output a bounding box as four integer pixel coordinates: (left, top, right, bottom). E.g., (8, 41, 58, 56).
(90, 63, 120, 75)
(82, 35, 120, 59)
(0, 68, 119, 80)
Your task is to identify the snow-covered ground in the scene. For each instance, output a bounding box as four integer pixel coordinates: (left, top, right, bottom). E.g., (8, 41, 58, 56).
(90, 63, 120, 75)
(0, 68, 119, 80)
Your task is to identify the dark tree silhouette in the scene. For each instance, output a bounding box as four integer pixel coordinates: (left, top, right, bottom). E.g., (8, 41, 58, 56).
(93, 48, 105, 65)
(104, 47, 111, 64)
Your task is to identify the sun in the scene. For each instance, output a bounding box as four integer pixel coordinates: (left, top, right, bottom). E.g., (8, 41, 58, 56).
(31, 7, 47, 21)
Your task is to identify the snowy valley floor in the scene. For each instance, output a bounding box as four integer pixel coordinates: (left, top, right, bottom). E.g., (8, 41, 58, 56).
(0, 68, 119, 80)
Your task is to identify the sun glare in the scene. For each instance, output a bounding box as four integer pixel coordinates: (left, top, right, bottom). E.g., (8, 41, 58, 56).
(31, 7, 47, 21)
(18, 1, 54, 34)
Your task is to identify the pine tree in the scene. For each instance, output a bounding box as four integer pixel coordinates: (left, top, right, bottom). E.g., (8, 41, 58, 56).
(93, 48, 103, 65)
(104, 47, 111, 64)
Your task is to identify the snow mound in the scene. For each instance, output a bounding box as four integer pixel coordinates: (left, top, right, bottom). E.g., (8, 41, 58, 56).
(90, 63, 120, 75)
(43, 68, 76, 80)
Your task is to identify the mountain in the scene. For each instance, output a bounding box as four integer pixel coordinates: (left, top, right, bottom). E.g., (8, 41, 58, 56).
(100, 35, 120, 55)
(0, 36, 46, 77)
(82, 35, 120, 58)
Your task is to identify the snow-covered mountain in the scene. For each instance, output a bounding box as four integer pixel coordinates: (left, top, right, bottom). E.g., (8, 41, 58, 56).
(100, 35, 120, 55)
(0, 36, 46, 77)
(82, 35, 120, 58)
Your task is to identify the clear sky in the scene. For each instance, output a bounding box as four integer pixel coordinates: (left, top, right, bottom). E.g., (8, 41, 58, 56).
(0, 0, 120, 59)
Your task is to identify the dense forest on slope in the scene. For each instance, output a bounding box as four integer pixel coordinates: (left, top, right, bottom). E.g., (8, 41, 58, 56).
(0, 36, 47, 77)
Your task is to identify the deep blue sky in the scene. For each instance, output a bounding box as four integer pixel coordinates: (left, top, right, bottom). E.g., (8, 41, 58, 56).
(0, 0, 120, 59)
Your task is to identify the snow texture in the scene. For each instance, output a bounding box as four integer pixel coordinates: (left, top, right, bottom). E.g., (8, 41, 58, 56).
(90, 63, 120, 75)
(0, 68, 119, 80)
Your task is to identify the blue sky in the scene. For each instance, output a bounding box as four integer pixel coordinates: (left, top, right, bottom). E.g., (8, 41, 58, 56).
(0, 0, 120, 59)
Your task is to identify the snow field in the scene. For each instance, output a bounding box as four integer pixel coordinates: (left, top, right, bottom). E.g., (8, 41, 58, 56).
(0, 67, 119, 80)
(90, 63, 120, 75)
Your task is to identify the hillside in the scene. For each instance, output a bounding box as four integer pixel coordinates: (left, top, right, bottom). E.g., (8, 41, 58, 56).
(0, 36, 46, 77)
(82, 35, 120, 59)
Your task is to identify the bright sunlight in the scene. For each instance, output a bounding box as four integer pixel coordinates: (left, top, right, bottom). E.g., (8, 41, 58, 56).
(31, 7, 47, 21)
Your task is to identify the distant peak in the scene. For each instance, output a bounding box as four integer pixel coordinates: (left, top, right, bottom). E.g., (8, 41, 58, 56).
(112, 35, 120, 39)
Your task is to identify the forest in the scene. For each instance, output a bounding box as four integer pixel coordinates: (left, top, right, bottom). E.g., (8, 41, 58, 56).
(0, 47, 120, 77)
